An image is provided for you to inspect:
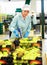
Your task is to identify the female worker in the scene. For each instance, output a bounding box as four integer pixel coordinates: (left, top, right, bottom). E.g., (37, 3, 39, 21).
(9, 4, 37, 38)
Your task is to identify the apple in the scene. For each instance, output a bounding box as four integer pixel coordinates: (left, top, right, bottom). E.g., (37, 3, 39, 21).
(0, 51, 3, 59)
(3, 51, 8, 57)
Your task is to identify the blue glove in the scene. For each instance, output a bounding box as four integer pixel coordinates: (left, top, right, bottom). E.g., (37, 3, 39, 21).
(13, 30, 19, 38)
(24, 32, 29, 38)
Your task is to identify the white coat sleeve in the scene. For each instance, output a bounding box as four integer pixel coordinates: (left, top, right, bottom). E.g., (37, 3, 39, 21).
(9, 16, 18, 32)
(27, 22, 31, 32)
(27, 17, 31, 32)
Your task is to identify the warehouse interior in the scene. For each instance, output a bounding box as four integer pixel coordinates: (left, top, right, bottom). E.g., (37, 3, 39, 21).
(0, 0, 47, 65)
(0, 0, 47, 39)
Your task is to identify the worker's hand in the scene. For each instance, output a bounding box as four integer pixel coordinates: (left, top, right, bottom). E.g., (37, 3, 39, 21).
(13, 30, 19, 37)
(24, 32, 29, 38)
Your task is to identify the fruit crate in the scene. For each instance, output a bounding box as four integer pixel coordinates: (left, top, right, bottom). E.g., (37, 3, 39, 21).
(0, 36, 42, 65)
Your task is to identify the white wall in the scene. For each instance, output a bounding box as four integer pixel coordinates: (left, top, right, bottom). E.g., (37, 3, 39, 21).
(0, 1, 25, 15)
(0, 0, 36, 15)
(0, 0, 25, 1)
(29, 0, 37, 15)
(36, 0, 47, 14)
(30, 0, 36, 12)
(0, 0, 47, 15)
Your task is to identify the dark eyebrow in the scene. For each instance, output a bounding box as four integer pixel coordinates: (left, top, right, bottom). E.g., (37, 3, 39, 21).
(24, 10, 29, 12)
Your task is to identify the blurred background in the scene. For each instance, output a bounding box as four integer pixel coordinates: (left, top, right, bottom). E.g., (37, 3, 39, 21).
(0, 0, 47, 39)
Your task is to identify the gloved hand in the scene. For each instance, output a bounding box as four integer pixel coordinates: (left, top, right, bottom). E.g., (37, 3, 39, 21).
(13, 30, 19, 38)
(24, 32, 29, 38)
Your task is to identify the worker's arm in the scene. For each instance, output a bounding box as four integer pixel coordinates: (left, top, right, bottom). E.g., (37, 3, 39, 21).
(9, 15, 19, 37)
(27, 21, 31, 32)
(9, 15, 18, 32)
(24, 17, 31, 38)
(23, 23, 31, 38)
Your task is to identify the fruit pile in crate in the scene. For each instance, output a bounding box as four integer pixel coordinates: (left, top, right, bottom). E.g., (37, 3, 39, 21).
(0, 36, 42, 65)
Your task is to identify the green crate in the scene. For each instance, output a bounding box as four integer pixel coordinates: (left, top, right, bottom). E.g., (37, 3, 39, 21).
(0, 23, 3, 34)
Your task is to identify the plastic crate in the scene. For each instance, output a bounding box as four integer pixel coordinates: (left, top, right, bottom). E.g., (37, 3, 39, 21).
(0, 23, 3, 34)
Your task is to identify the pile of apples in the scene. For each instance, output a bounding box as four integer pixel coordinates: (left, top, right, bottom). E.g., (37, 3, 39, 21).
(0, 36, 42, 65)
